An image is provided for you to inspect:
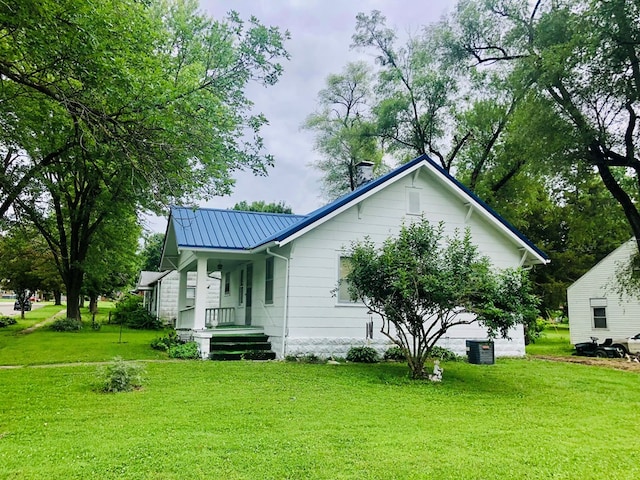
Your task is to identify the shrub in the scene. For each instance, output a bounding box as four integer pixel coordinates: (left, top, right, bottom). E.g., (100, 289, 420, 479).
(0, 316, 17, 328)
(97, 357, 145, 393)
(383, 345, 407, 362)
(113, 294, 163, 330)
(150, 331, 182, 351)
(284, 353, 325, 363)
(50, 317, 83, 332)
(168, 341, 200, 359)
(346, 346, 379, 363)
(428, 346, 462, 362)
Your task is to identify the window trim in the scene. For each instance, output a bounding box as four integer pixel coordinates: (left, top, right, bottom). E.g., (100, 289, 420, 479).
(337, 256, 357, 304)
(224, 272, 230, 296)
(265, 257, 274, 305)
(592, 306, 607, 329)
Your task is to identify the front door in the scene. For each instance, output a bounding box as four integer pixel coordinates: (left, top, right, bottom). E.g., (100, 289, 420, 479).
(245, 264, 253, 326)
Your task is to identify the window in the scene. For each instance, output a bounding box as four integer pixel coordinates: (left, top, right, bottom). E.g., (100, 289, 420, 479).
(593, 307, 607, 329)
(224, 272, 230, 296)
(239, 270, 244, 305)
(265, 257, 274, 304)
(186, 287, 195, 299)
(338, 257, 355, 303)
(407, 188, 421, 215)
(590, 298, 607, 329)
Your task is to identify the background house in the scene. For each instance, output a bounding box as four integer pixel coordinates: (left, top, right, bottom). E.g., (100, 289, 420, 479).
(135, 270, 220, 326)
(161, 155, 548, 359)
(567, 239, 640, 344)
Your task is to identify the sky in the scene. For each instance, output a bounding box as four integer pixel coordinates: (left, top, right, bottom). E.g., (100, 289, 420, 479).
(145, 0, 453, 232)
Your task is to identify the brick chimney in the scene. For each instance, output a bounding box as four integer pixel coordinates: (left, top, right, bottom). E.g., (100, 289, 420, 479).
(355, 161, 375, 188)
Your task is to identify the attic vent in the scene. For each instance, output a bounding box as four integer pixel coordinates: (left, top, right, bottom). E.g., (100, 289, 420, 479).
(407, 189, 421, 215)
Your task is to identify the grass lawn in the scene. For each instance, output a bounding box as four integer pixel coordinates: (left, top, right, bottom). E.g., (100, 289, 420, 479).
(526, 324, 574, 356)
(1, 319, 639, 478)
(1, 361, 639, 478)
(0, 303, 167, 365)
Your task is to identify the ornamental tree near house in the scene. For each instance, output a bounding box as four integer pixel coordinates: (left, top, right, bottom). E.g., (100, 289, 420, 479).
(345, 218, 538, 379)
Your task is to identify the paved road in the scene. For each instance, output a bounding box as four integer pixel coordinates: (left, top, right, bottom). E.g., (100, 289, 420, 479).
(0, 301, 46, 317)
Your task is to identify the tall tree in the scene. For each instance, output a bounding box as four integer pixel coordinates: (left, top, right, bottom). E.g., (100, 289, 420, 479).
(140, 233, 166, 273)
(83, 213, 141, 313)
(447, 0, 640, 257)
(2, 0, 289, 318)
(0, 227, 56, 317)
(304, 62, 384, 200)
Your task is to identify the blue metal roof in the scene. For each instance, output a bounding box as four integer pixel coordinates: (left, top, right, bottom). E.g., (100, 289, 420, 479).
(169, 154, 548, 261)
(170, 207, 307, 249)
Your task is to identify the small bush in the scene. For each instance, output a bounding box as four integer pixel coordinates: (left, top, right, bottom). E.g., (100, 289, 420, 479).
(346, 346, 379, 363)
(151, 331, 182, 351)
(0, 316, 17, 328)
(113, 294, 163, 330)
(50, 317, 83, 332)
(383, 345, 407, 362)
(285, 353, 325, 363)
(428, 346, 462, 362)
(97, 357, 145, 393)
(168, 341, 200, 359)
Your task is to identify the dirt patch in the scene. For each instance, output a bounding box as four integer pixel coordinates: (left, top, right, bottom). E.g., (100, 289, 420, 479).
(532, 355, 640, 372)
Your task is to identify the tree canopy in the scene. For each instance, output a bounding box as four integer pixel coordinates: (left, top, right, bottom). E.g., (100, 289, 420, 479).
(232, 201, 293, 214)
(0, 0, 290, 318)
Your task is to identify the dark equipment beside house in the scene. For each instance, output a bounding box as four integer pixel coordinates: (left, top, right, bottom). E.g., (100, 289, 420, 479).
(466, 339, 495, 364)
(574, 337, 622, 358)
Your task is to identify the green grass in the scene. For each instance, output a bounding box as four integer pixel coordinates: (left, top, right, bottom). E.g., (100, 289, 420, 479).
(526, 324, 574, 356)
(0, 303, 167, 365)
(1, 360, 639, 479)
(1, 319, 638, 478)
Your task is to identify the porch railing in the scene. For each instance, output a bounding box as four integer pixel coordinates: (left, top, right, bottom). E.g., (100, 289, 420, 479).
(205, 307, 236, 328)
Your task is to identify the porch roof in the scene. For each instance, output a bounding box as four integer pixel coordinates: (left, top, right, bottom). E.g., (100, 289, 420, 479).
(169, 208, 306, 250)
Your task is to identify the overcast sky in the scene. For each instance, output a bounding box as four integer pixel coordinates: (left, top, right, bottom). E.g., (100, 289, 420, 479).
(146, 0, 453, 232)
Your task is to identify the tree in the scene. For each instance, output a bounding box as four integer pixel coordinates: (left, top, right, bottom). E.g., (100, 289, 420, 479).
(304, 62, 385, 200)
(2, 0, 289, 318)
(83, 213, 142, 313)
(140, 233, 166, 272)
(0, 227, 58, 317)
(345, 218, 538, 379)
(446, 0, 640, 261)
(232, 201, 293, 214)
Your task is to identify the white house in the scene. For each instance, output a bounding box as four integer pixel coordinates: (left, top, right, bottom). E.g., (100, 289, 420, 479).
(160, 155, 548, 359)
(135, 270, 220, 326)
(567, 238, 640, 344)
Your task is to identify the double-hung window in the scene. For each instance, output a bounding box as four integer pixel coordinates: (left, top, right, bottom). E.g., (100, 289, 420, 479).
(265, 257, 274, 305)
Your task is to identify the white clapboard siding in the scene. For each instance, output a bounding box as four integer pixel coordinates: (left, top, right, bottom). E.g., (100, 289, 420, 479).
(567, 239, 640, 344)
(284, 170, 527, 355)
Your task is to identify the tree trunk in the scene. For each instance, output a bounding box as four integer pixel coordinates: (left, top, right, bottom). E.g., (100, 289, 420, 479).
(65, 268, 84, 320)
(54, 290, 62, 305)
(595, 160, 640, 254)
(89, 295, 98, 314)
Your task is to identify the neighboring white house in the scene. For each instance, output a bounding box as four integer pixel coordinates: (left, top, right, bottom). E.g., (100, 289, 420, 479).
(567, 239, 640, 344)
(135, 270, 220, 326)
(160, 155, 548, 359)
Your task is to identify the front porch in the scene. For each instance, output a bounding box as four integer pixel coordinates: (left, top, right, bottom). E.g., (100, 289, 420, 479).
(176, 307, 275, 360)
(177, 306, 239, 330)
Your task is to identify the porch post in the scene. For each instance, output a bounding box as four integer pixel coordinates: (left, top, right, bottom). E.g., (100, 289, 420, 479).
(194, 255, 208, 330)
(177, 269, 187, 328)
